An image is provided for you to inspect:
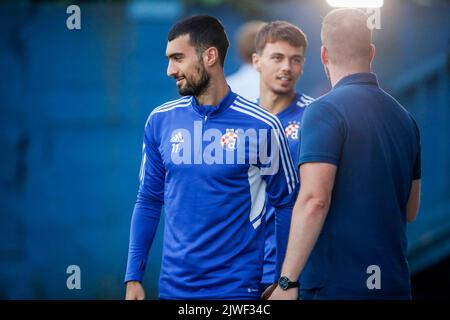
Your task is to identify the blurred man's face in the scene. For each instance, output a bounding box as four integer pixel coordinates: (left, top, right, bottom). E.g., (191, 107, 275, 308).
(254, 41, 304, 95)
(166, 34, 210, 96)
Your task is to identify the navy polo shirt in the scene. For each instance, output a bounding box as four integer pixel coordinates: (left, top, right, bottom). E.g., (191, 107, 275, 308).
(298, 73, 421, 299)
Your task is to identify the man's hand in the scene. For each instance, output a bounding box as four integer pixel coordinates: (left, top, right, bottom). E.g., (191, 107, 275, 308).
(125, 281, 145, 300)
(261, 283, 277, 300)
(267, 286, 298, 300)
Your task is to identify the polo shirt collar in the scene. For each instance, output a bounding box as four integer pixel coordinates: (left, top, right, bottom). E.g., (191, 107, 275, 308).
(334, 72, 379, 89)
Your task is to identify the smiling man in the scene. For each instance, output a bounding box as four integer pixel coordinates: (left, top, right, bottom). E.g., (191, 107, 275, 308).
(252, 21, 314, 292)
(124, 15, 298, 300)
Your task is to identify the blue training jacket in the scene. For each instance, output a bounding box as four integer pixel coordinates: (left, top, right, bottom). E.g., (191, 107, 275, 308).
(125, 89, 298, 299)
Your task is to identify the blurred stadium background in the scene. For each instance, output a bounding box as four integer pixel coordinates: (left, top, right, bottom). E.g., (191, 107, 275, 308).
(0, 0, 449, 299)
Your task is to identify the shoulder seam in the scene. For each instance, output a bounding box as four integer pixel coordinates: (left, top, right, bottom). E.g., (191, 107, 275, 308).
(145, 97, 191, 127)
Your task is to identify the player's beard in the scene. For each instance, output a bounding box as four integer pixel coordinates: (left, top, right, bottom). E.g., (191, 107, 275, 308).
(272, 87, 292, 95)
(178, 60, 210, 97)
(271, 82, 293, 95)
(271, 72, 296, 95)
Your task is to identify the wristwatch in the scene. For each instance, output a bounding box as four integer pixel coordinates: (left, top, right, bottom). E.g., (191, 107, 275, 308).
(278, 276, 299, 290)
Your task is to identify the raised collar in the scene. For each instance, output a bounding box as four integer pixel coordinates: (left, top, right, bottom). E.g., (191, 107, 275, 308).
(191, 88, 237, 118)
(276, 93, 302, 118)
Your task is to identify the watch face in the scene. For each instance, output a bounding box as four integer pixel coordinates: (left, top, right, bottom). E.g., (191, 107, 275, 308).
(278, 276, 289, 290)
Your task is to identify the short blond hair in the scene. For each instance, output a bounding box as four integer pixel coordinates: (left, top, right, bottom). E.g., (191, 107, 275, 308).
(321, 8, 372, 66)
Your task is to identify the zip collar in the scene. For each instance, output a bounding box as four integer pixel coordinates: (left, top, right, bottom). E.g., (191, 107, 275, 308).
(256, 93, 302, 118)
(275, 93, 302, 118)
(191, 87, 237, 118)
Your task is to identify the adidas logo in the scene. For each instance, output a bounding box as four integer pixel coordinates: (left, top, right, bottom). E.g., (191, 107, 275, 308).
(170, 132, 184, 143)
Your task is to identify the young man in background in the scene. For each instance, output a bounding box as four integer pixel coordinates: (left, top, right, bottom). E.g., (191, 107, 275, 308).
(252, 21, 314, 291)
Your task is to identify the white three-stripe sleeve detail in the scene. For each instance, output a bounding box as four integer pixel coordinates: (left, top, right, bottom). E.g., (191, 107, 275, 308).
(230, 105, 294, 193)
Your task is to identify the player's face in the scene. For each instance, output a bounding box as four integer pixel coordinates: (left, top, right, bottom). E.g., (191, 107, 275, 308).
(254, 41, 304, 95)
(166, 35, 210, 96)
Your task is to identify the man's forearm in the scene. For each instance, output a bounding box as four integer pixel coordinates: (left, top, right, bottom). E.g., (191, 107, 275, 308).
(280, 196, 329, 281)
(275, 204, 294, 278)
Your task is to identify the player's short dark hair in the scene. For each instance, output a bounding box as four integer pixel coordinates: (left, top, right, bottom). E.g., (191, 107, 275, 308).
(168, 15, 229, 67)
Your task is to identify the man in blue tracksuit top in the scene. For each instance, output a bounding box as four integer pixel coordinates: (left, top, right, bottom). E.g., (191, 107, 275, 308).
(124, 15, 298, 300)
(251, 21, 314, 290)
(268, 9, 421, 300)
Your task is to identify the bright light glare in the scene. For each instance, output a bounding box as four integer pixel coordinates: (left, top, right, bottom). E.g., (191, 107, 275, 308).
(326, 0, 384, 8)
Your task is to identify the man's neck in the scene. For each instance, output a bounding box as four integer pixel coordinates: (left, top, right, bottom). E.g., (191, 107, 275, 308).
(329, 65, 371, 88)
(195, 74, 229, 106)
(259, 89, 296, 115)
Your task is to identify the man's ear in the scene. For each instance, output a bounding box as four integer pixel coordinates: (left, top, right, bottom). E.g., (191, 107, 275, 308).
(204, 47, 219, 67)
(252, 53, 261, 72)
(321, 45, 328, 66)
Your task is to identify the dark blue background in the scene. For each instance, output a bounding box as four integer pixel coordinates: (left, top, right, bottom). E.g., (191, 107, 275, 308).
(0, 0, 449, 299)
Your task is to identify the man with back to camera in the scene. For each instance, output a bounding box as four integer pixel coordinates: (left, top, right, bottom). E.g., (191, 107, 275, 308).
(267, 8, 421, 300)
(251, 21, 314, 292)
(124, 15, 298, 300)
